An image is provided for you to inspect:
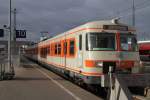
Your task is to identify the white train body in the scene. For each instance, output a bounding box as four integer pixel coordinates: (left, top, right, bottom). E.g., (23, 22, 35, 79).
(25, 19, 140, 86)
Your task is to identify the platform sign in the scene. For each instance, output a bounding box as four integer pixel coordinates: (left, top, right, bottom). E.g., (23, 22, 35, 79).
(16, 30, 26, 38)
(0, 29, 4, 37)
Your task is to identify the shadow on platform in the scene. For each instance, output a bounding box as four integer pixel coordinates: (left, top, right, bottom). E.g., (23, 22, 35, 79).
(21, 64, 34, 68)
(14, 77, 49, 81)
(13, 76, 65, 81)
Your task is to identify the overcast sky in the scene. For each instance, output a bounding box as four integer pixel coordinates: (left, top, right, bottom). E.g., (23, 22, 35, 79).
(0, 0, 150, 42)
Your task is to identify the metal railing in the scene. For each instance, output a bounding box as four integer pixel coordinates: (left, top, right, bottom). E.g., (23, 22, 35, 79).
(0, 63, 5, 80)
(0, 55, 15, 81)
(107, 66, 150, 100)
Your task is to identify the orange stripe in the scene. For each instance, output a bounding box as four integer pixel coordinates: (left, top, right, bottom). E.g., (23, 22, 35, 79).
(40, 28, 103, 43)
(40, 59, 102, 76)
(41, 59, 81, 73)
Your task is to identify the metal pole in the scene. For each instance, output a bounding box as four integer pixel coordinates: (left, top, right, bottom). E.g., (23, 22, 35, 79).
(109, 66, 113, 89)
(13, 8, 16, 42)
(132, 0, 135, 26)
(13, 8, 16, 55)
(109, 66, 115, 100)
(8, 0, 12, 71)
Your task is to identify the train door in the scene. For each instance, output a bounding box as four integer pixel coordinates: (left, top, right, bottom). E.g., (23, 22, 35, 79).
(78, 34, 83, 67)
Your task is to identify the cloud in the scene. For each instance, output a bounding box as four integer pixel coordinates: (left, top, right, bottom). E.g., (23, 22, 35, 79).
(0, 0, 150, 42)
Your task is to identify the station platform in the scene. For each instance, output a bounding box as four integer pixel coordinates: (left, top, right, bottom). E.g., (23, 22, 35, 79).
(0, 57, 102, 100)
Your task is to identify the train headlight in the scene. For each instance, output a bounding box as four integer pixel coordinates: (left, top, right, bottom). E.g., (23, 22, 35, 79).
(85, 60, 103, 68)
(96, 62, 103, 67)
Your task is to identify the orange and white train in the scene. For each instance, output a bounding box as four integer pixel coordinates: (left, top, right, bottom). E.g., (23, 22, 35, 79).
(25, 19, 141, 86)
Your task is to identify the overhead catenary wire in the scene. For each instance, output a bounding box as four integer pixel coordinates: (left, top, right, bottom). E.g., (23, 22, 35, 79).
(107, 0, 150, 19)
(119, 4, 150, 19)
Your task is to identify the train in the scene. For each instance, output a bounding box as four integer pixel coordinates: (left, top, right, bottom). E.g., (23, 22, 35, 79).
(138, 40, 150, 62)
(25, 19, 141, 87)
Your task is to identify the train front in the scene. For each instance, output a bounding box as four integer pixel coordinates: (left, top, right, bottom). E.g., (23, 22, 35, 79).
(83, 20, 141, 85)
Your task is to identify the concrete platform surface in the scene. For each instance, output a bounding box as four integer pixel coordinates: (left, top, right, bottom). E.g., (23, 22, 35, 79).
(0, 57, 102, 100)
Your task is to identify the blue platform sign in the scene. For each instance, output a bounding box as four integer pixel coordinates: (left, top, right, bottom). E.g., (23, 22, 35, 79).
(0, 29, 4, 37)
(16, 30, 26, 38)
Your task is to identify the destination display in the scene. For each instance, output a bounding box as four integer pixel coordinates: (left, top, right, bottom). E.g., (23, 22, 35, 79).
(103, 25, 128, 31)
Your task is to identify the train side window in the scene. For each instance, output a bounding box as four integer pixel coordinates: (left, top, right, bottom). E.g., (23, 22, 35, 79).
(43, 48, 45, 57)
(79, 35, 82, 50)
(86, 34, 88, 50)
(47, 46, 50, 55)
(40, 48, 46, 58)
(42, 48, 43, 57)
(58, 43, 61, 55)
(55, 44, 57, 55)
(49, 46, 51, 54)
(40, 48, 43, 57)
(64, 42, 67, 55)
(35, 48, 38, 54)
(44, 47, 47, 58)
(51, 44, 53, 56)
(70, 40, 75, 55)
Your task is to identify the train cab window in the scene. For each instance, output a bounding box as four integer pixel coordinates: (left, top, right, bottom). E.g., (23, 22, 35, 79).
(70, 40, 75, 55)
(86, 33, 116, 51)
(79, 35, 82, 50)
(120, 34, 138, 51)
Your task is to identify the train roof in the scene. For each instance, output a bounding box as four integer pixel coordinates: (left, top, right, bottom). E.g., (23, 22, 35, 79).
(138, 40, 150, 44)
(36, 19, 136, 46)
(65, 19, 135, 33)
(138, 40, 150, 50)
(86, 20, 127, 26)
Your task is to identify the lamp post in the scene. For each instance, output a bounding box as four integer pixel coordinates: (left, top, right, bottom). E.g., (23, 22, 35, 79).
(12, 8, 17, 55)
(8, 0, 14, 77)
(2, 0, 15, 80)
(8, 0, 12, 72)
(13, 8, 16, 42)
